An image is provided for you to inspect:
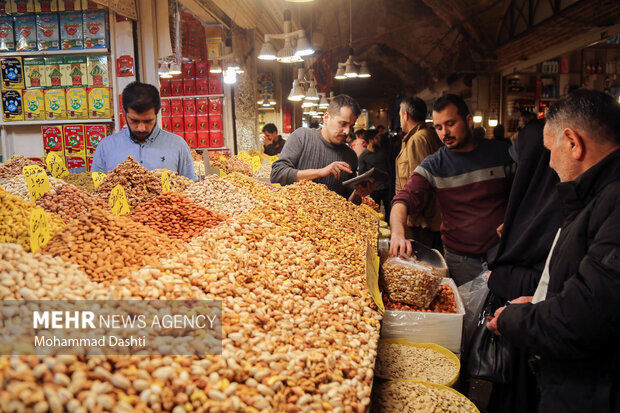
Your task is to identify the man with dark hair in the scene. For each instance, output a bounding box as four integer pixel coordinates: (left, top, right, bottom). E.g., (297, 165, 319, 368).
(395, 96, 443, 250)
(487, 89, 620, 412)
(390, 94, 514, 285)
(359, 129, 392, 220)
(271, 94, 371, 201)
(91, 81, 197, 180)
(262, 123, 285, 156)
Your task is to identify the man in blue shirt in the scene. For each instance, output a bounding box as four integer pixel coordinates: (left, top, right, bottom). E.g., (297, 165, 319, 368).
(91, 82, 198, 181)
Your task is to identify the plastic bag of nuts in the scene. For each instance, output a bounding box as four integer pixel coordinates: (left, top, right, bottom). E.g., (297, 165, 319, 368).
(382, 256, 446, 308)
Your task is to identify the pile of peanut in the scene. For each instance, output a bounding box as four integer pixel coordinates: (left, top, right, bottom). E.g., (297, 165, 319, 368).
(95, 157, 161, 209)
(37, 183, 110, 223)
(0, 175, 65, 202)
(372, 380, 477, 412)
(130, 192, 226, 242)
(183, 175, 259, 218)
(0, 188, 65, 252)
(62, 172, 96, 192)
(375, 342, 459, 384)
(151, 169, 195, 193)
(0, 155, 47, 178)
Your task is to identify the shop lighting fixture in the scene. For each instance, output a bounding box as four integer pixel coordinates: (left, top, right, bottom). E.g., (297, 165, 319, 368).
(318, 93, 329, 109)
(209, 60, 222, 74)
(488, 110, 498, 127)
(334, 1, 371, 80)
(168, 62, 182, 75)
(473, 110, 483, 124)
(258, 10, 314, 63)
(305, 81, 319, 100)
(269, 98, 276, 105)
(344, 55, 358, 78)
(288, 79, 305, 101)
(334, 64, 346, 80)
(223, 67, 237, 84)
(358, 61, 371, 78)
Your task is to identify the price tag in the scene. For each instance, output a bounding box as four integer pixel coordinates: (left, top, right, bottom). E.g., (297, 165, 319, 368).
(29, 207, 50, 253)
(161, 170, 171, 193)
(22, 165, 51, 202)
(219, 155, 227, 162)
(237, 151, 251, 162)
(272, 183, 281, 188)
(218, 169, 227, 178)
(250, 156, 262, 172)
(267, 155, 279, 164)
(365, 244, 384, 312)
(109, 184, 130, 215)
(91, 172, 107, 189)
(45, 152, 69, 179)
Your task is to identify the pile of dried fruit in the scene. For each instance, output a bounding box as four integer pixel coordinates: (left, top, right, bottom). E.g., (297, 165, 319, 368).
(62, 172, 95, 192)
(213, 156, 253, 176)
(375, 342, 459, 384)
(0, 155, 47, 178)
(382, 257, 445, 308)
(384, 284, 458, 313)
(253, 161, 272, 180)
(151, 169, 195, 193)
(183, 175, 259, 218)
(37, 183, 110, 223)
(95, 157, 161, 209)
(372, 381, 477, 412)
(224, 172, 283, 202)
(0, 175, 65, 201)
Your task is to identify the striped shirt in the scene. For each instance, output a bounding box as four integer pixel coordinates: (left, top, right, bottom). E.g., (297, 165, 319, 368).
(393, 138, 515, 256)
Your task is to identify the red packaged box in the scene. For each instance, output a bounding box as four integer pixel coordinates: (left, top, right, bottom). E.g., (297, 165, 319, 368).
(184, 132, 197, 148)
(197, 115, 209, 132)
(209, 114, 222, 131)
(195, 78, 209, 95)
(170, 99, 183, 116)
(208, 97, 222, 115)
(42, 126, 64, 152)
(84, 124, 106, 151)
(182, 61, 195, 79)
(171, 78, 183, 96)
(208, 76, 222, 95)
(197, 131, 209, 147)
(171, 116, 184, 133)
(161, 117, 171, 131)
(160, 100, 171, 117)
(195, 61, 209, 78)
(86, 156, 94, 171)
(184, 115, 196, 132)
(119, 112, 126, 129)
(183, 78, 196, 96)
(196, 98, 209, 115)
(160, 79, 171, 97)
(209, 130, 223, 148)
(63, 125, 85, 154)
(66, 156, 86, 169)
(183, 98, 195, 116)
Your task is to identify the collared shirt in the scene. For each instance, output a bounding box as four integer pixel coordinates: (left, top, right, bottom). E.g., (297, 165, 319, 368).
(91, 125, 198, 181)
(263, 136, 286, 156)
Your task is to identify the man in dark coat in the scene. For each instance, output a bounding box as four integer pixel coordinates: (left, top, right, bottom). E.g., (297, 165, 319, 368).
(487, 89, 620, 412)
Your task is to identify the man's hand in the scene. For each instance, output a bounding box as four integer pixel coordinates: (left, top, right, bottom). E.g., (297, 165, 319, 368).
(497, 223, 504, 238)
(355, 181, 376, 198)
(486, 296, 533, 335)
(389, 233, 412, 257)
(318, 161, 353, 180)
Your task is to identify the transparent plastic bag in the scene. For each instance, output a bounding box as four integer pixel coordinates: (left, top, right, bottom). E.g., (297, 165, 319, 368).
(458, 270, 490, 353)
(382, 255, 446, 308)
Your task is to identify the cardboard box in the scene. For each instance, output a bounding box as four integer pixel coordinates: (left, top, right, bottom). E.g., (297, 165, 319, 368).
(182, 61, 195, 79)
(195, 98, 208, 115)
(66, 87, 88, 119)
(81, 0, 102, 9)
(82, 9, 107, 48)
(63, 124, 85, 155)
(171, 78, 183, 96)
(184, 115, 196, 132)
(170, 99, 183, 116)
(36, 13, 60, 50)
(209, 130, 223, 148)
(87, 87, 111, 118)
(2, 90, 24, 121)
(208, 97, 222, 115)
(0, 16, 15, 51)
(209, 114, 222, 131)
(12, 0, 35, 13)
(195, 78, 208, 95)
(42, 125, 63, 151)
(66, 155, 86, 170)
(197, 131, 209, 147)
(35, 0, 58, 12)
(13, 14, 37, 51)
(159, 79, 171, 97)
(171, 116, 184, 133)
(183, 78, 195, 96)
(196, 115, 209, 132)
(161, 117, 171, 132)
(44, 88, 66, 119)
(182, 98, 195, 116)
(183, 132, 197, 148)
(22, 89, 45, 120)
(63, 55, 87, 86)
(58, 0, 80, 11)
(24, 57, 47, 88)
(208, 76, 222, 95)
(1, 56, 25, 89)
(195, 60, 208, 78)
(59, 11, 83, 49)
(86, 55, 108, 86)
(44, 56, 64, 87)
(84, 124, 105, 151)
(160, 100, 170, 117)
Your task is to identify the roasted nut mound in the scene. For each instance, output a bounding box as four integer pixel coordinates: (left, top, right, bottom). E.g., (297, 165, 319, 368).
(193, 160, 206, 178)
(40, 206, 183, 282)
(129, 192, 226, 242)
(0, 155, 47, 178)
(184, 175, 259, 218)
(384, 284, 458, 313)
(62, 171, 96, 192)
(0, 175, 65, 202)
(375, 343, 459, 384)
(191, 149, 203, 162)
(253, 162, 272, 180)
(372, 380, 477, 412)
(95, 156, 161, 209)
(37, 183, 110, 223)
(0, 188, 65, 252)
(382, 258, 445, 308)
(151, 168, 194, 193)
(224, 172, 282, 202)
(361, 196, 380, 212)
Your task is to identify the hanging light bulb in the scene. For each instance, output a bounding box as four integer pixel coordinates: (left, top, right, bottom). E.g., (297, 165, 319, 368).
(334, 64, 346, 80)
(305, 81, 319, 101)
(168, 61, 182, 75)
(344, 55, 357, 78)
(223, 67, 237, 84)
(269, 98, 276, 105)
(258, 41, 277, 60)
(288, 79, 305, 101)
(358, 61, 371, 78)
(488, 110, 498, 127)
(209, 60, 222, 74)
(318, 93, 329, 109)
(473, 110, 483, 124)
(295, 34, 314, 57)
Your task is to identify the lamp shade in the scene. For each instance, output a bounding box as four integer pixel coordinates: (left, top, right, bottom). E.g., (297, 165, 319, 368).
(295, 35, 314, 57)
(305, 81, 319, 100)
(277, 37, 300, 63)
(334, 65, 346, 79)
(223, 68, 237, 84)
(318, 94, 329, 109)
(209, 60, 222, 74)
(344, 56, 357, 78)
(288, 80, 305, 101)
(168, 61, 182, 75)
(473, 110, 483, 124)
(258, 41, 277, 60)
(358, 61, 371, 78)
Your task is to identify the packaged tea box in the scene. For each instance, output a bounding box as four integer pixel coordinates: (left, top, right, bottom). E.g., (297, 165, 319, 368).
(59, 11, 83, 49)
(14, 14, 37, 51)
(2, 90, 24, 121)
(82, 9, 107, 48)
(37, 13, 60, 50)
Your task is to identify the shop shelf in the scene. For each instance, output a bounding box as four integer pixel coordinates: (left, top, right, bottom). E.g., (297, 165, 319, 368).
(0, 49, 110, 57)
(0, 118, 114, 126)
(160, 94, 224, 100)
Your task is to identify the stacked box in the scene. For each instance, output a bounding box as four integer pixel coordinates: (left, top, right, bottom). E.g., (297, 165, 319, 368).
(86, 55, 108, 86)
(0, 16, 15, 51)
(209, 74, 222, 95)
(1, 56, 25, 89)
(82, 9, 107, 48)
(58, 0, 80, 11)
(170, 99, 182, 116)
(35, 0, 58, 12)
(63, 124, 84, 155)
(44, 56, 64, 87)
(59, 11, 83, 49)
(13, 0, 35, 13)
(66, 87, 87, 119)
(171, 77, 183, 96)
(195, 77, 208, 95)
(2, 90, 24, 121)
(22, 89, 45, 120)
(13, 14, 37, 51)
(160, 78, 171, 97)
(87, 87, 110, 118)
(161, 117, 171, 132)
(36, 13, 60, 50)
(85, 123, 105, 154)
(63, 55, 87, 86)
(24, 57, 47, 88)
(44, 88, 66, 119)
(42, 125, 63, 152)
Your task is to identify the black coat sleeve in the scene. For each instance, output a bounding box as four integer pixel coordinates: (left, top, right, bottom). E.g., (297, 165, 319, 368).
(488, 264, 542, 301)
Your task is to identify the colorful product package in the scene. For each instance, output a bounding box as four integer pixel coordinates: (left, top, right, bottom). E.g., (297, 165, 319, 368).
(2, 90, 24, 121)
(208, 97, 222, 114)
(209, 130, 223, 148)
(183, 98, 195, 116)
(196, 115, 209, 132)
(87, 55, 108, 86)
(184, 115, 196, 132)
(84, 123, 105, 152)
(66, 87, 87, 119)
(171, 78, 183, 96)
(183, 78, 195, 96)
(160, 100, 170, 117)
(63, 55, 87, 86)
(195, 78, 208, 95)
(82, 9, 107, 48)
(182, 61, 195, 79)
(87, 87, 110, 118)
(197, 132, 209, 147)
(12, 0, 35, 13)
(170, 99, 183, 116)
(171, 116, 184, 133)
(58, 0, 80, 11)
(209, 114, 222, 131)
(42, 125, 63, 151)
(13, 14, 37, 51)
(161, 117, 171, 132)
(184, 132, 197, 148)
(195, 98, 208, 115)
(81, 0, 102, 9)
(86, 155, 93, 171)
(195, 60, 208, 78)
(44, 88, 66, 119)
(24, 57, 47, 88)
(0, 0, 10, 13)
(66, 155, 86, 169)
(1, 56, 25, 89)
(208, 76, 222, 95)
(35, 0, 58, 12)
(0, 16, 15, 51)
(44, 56, 64, 87)
(36, 13, 60, 50)
(22, 89, 45, 120)
(63, 124, 84, 155)
(159, 78, 171, 97)
(59, 11, 83, 49)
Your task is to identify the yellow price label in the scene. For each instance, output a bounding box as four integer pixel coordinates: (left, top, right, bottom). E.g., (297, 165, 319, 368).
(272, 183, 281, 188)
(6, 154, 18, 163)
(237, 151, 251, 162)
(162, 170, 171, 193)
(45, 152, 69, 179)
(29, 207, 50, 253)
(218, 169, 227, 178)
(91, 172, 107, 189)
(365, 244, 384, 312)
(109, 184, 131, 215)
(219, 155, 228, 162)
(250, 156, 262, 173)
(22, 165, 51, 202)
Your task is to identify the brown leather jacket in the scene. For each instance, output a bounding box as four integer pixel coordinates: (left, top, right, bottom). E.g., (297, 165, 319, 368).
(395, 123, 442, 230)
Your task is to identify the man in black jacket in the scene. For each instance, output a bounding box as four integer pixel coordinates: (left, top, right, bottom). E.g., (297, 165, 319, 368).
(486, 89, 620, 412)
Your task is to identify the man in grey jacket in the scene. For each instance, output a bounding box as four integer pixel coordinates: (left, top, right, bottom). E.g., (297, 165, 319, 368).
(271, 94, 372, 201)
